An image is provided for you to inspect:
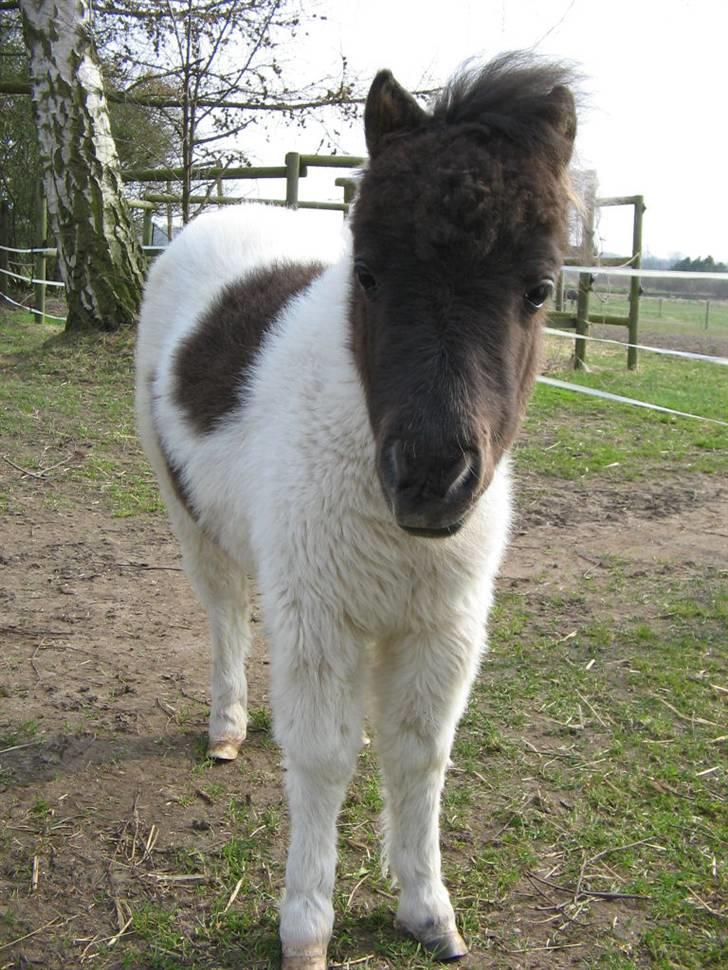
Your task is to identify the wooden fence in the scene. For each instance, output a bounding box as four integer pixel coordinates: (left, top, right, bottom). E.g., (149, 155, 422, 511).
(0, 153, 645, 368)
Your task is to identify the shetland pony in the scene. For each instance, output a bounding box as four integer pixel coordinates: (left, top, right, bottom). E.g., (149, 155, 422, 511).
(136, 52, 576, 969)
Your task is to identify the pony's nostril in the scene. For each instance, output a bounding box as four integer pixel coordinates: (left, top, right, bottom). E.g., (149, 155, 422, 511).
(444, 450, 481, 500)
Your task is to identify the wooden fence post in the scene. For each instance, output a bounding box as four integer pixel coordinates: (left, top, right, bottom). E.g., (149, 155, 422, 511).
(574, 173, 597, 369)
(166, 181, 173, 242)
(575, 272, 590, 368)
(285, 152, 300, 208)
(627, 196, 645, 370)
(0, 199, 10, 275)
(32, 183, 47, 324)
(142, 208, 153, 248)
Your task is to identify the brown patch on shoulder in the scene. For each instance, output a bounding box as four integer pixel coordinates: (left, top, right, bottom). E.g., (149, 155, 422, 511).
(174, 260, 325, 435)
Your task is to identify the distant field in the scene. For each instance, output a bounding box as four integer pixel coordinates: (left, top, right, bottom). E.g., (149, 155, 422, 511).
(585, 293, 728, 335)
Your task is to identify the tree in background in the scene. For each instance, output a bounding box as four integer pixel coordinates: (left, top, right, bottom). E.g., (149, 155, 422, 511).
(93, 0, 357, 222)
(18, 0, 146, 331)
(0, 16, 40, 253)
(670, 255, 728, 274)
(3, 0, 362, 328)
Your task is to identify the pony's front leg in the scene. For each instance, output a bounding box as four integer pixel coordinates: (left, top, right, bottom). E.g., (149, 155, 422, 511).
(269, 607, 365, 970)
(373, 625, 482, 962)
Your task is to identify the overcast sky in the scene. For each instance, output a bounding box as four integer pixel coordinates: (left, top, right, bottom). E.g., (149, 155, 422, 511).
(257, 0, 727, 262)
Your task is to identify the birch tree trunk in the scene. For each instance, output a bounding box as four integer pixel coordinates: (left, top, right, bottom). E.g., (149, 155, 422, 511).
(19, 0, 145, 332)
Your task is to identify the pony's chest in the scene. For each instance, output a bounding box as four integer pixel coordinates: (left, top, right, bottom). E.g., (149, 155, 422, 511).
(301, 498, 499, 639)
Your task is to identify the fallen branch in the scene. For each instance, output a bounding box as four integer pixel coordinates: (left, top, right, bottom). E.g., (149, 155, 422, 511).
(1, 454, 46, 480)
(527, 871, 649, 901)
(652, 693, 719, 727)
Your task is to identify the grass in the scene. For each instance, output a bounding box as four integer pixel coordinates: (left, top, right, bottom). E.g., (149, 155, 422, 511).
(586, 292, 728, 335)
(111, 568, 726, 969)
(0, 311, 162, 516)
(519, 338, 728, 481)
(1, 306, 726, 968)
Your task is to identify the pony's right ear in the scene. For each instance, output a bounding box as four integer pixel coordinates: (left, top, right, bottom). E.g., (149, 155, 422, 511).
(365, 70, 428, 158)
(545, 84, 577, 167)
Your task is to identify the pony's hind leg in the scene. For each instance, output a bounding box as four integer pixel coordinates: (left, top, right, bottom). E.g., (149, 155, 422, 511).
(177, 515, 250, 760)
(372, 627, 481, 961)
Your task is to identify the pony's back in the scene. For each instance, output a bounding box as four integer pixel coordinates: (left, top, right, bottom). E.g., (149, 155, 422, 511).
(136, 204, 344, 393)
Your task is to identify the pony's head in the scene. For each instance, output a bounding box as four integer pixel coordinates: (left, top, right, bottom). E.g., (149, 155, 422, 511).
(350, 53, 577, 537)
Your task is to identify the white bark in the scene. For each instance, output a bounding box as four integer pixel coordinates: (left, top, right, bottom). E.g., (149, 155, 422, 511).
(19, 0, 145, 330)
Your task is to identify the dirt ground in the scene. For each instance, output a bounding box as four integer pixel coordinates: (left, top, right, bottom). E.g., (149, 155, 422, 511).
(1, 450, 726, 967)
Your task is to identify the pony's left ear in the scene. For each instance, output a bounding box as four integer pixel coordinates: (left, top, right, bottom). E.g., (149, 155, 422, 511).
(545, 85, 577, 167)
(365, 70, 428, 158)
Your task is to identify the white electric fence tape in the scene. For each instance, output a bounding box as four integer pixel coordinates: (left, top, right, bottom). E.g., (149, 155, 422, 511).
(565, 265, 728, 281)
(1, 247, 725, 426)
(538, 376, 728, 427)
(0, 290, 67, 321)
(543, 327, 728, 366)
(0, 244, 56, 255)
(0, 266, 66, 287)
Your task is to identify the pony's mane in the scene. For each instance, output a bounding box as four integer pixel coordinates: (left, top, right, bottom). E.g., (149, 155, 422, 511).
(431, 51, 578, 153)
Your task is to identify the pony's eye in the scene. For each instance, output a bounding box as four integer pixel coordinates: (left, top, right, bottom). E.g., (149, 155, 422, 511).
(355, 262, 377, 293)
(524, 279, 554, 309)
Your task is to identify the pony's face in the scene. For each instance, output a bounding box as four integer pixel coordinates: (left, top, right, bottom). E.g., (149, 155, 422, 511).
(350, 62, 576, 537)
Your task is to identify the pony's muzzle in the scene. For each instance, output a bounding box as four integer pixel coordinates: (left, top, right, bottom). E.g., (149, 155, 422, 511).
(379, 439, 484, 537)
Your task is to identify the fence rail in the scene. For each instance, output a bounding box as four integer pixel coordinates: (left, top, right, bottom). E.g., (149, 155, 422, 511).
(2, 158, 727, 429)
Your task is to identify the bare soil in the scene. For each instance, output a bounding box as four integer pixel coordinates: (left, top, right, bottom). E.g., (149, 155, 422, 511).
(1, 458, 726, 969)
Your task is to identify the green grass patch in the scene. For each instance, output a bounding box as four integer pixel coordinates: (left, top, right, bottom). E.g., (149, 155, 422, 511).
(0, 310, 162, 516)
(520, 340, 728, 480)
(587, 292, 728, 334)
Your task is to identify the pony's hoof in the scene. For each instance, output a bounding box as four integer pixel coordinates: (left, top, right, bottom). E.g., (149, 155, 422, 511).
(421, 930, 468, 962)
(280, 948, 328, 969)
(207, 738, 242, 761)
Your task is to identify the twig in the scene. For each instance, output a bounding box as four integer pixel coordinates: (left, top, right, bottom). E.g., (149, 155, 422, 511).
(0, 917, 60, 951)
(575, 689, 608, 727)
(0, 740, 41, 755)
(36, 454, 77, 476)
(30, 642, 44, 680)
(113, 897, 130, 933)
(330, 956, 375, 968)
(652, 693, 719, 727)
(528, 871, 648, 901)
(506, 942, 585, 953)
(180, 688, 208, 706)
(370, 885, 397, 901)
(0, 625, 87, 640)
(345, 872, 370, 910)
(117, 561, 183, 572)
(687, 888, 726, 918)
(140, 823, 158, 863)
(107, 915, 134, 947)
(224, 876, 245, 912)
(1, 454, 46, 480)
(79, 917, 134, 960)
(146, 873, 207, 882)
